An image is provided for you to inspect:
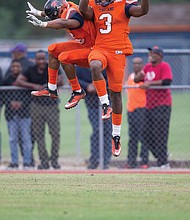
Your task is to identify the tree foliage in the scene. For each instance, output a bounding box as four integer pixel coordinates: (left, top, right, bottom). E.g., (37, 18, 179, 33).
(0, 0, 188, 39)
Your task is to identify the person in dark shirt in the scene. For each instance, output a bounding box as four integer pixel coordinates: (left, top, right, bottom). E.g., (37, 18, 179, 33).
(3, 60, 32, 169)
(0, 67, 3, 162)
(76, 66, 112, 169)
(0, 67, 3, 108)
(2, 43, 34, 165)
(4, 43, 34, 78)
(16, 50, 63, 170)
(0, 67, 3, 85)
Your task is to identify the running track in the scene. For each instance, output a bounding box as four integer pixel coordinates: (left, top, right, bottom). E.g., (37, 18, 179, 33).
(1, 169, 190, 174)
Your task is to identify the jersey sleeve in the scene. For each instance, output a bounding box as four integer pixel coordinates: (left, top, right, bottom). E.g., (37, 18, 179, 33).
(62, 7, 84, 29)
(125, 3, 138, 18)
(68, 11, 84, 29)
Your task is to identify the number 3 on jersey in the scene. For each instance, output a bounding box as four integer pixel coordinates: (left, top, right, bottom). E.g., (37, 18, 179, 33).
(99, 13, 112, 34)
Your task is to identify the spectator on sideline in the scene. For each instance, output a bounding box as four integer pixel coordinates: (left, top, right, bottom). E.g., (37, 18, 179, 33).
(16, 50, 63, 170)
(79, 0, 149, 157)
(4, 43, 34, 165)
(126, 57, 148, 169)
(135, 46, 173, 168)
(0, 67, 3, 108)
(76, 66, 112, 169)
(3, 60, 32, 169)
(0, 67, 3, 85)
(0, 67, 3, 111)
(4, 43, 34, 77)
(0, 67, 4, 162)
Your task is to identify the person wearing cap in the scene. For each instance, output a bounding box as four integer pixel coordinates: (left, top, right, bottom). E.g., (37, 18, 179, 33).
(2, 60, 33, 169)
(0, 67, 3, 159)
(5, 43, 34, 77)
(134, 46, 173, 168)
(3, 43, 34, 166)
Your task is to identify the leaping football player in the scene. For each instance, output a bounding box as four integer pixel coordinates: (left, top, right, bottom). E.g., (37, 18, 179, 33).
(79, 0, 149, 156)
(26, 0, 96, 109)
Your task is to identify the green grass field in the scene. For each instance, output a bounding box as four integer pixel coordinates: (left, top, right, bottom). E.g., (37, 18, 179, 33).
(1, 91, 190, 161)
(0, 173, 190, 220)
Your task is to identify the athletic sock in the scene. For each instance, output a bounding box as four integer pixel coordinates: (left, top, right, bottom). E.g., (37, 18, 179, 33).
(99, 94, 109, 105)
(93, 79, 109, 105)
(48, 67, 58, 91)
(48, 83, 57, 91)
(69, 78, 81, 91)
(112, 113, 122, 137)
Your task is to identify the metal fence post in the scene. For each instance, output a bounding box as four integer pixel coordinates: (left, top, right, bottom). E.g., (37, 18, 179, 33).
(75, 104, 81, 162)
(0, 131, 1, 163)
(99, 103, 104, 169)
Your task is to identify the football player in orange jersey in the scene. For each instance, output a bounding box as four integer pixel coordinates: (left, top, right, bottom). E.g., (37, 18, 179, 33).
(26, 0, 96, 109)
(79, 0, 149, 157)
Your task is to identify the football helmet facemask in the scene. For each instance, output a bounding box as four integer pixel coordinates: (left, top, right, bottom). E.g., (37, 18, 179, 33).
(95, 0, 114, 7)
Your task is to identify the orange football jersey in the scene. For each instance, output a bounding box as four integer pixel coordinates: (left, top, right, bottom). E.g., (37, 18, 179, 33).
(89, 0, 137, 55)
(126, 73, 146, 112)
(61, 2, 96, 48)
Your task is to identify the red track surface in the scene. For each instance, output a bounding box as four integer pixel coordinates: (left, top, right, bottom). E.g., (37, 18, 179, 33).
(0, 169, 190, 174)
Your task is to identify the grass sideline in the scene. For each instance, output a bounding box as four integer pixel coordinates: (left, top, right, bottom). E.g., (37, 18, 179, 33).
(0, 173, 190, 220)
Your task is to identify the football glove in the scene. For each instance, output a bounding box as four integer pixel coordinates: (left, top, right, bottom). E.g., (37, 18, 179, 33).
(26, 2, 43, 17)
(27, 14, 48, 28)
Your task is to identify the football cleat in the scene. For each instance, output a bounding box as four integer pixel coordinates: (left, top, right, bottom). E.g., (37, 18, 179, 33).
(102, 104, 112, 120)
(31, 87, 58, 99)
(112, 135, 121, 157)
(65, 89, 86, 109)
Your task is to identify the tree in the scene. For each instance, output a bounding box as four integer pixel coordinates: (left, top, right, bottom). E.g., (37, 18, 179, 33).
(0, 0, 188, 39)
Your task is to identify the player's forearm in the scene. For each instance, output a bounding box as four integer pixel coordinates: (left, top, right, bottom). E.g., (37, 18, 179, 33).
(79, 0, 93, 20)
(130, 0, 149, 17)
(46, 19, 80, 29)
(46, 19, 68, 29)
(141, 0, 149, 15)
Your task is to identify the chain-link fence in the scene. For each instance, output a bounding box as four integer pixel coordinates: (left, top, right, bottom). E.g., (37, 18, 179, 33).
(0, 49, 190, 170)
